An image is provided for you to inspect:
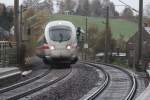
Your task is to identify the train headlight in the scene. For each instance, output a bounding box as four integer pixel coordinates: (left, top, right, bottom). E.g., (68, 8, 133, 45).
(66, 45, 72, 50)
(50, 45, 55, 50)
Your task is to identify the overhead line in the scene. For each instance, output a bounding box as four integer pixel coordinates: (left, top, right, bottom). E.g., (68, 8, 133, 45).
(118, 0, 139, 12)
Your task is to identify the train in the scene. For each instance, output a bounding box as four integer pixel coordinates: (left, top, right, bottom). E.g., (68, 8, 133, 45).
(36, 20, 79, 66)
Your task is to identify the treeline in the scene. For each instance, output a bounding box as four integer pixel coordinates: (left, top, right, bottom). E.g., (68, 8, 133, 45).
(23, 0, 135, 19)
(0, 3, 13, 31)
(59, 0, 136, 19)
(60, 0, 118, 17)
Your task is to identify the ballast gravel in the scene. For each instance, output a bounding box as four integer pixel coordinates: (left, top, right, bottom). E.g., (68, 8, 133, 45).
(20, 63, 101, 100)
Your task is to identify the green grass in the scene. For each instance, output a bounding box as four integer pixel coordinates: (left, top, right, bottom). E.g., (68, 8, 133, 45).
(48, 15, 138, 41)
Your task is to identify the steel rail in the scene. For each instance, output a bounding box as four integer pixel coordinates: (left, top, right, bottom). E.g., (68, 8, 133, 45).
(82, 61, 137, 100)
(5, 68, 72, 100)
(79, 62, 110, 100)
(103, 63, 137, 100)
(0, 69, 50, 94)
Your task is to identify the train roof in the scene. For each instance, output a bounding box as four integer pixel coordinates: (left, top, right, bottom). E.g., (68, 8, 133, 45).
(45, 20, 75, 29)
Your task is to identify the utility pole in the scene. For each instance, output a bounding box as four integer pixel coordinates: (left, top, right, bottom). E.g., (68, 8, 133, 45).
(14, 0, 20, 65)
(85, 16, 88, 60)
(104, 6, 109, 63)
(136, 0, 143, 68)
(20, 5, 23, 42)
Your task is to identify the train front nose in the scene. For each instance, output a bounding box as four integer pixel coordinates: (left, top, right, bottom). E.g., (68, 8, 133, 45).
(54, 43, 75, 57)
(44, 24, 77, 63)
(47, 43, 76, 58)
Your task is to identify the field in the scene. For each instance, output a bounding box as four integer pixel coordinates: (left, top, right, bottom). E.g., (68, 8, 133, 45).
(48, 15, 138, 41)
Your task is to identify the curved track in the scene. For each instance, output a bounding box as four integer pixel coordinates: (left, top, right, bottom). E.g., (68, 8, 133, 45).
(81, 62, 137, 100)
(0, 69, 50, 94)
(79, 62, 109, 100)
(0, 68, 72, 100)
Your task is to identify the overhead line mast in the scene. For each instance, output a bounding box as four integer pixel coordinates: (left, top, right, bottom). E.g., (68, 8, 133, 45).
(14, 0, 20, 65)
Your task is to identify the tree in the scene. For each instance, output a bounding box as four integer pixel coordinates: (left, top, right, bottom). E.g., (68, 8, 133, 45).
(64, 0, 76, 11)
(88, 24, 99, 54)
(76, 1, 83, 15)
(46, 0, 53, 14)
(7, 8, 14, 29)
(76, 0, 91, 16)
(82, 0, 90, 16)
(109, 2, 115, 17)
(122, 7, 134, 18)
(95, 27, 116, 54)
(0, 3, 13, 30)
(116, 33, 126, 52)
(0, 3, 6, 16)
(114, 11, 120, 17)
(59, 0, 65, 14)
(90, 0, 102, 16)
(100, 1, 116, 17)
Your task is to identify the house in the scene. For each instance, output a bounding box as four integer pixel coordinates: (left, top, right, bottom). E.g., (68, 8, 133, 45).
(64, 10, 74, 15)
(127, 27, 150, 67)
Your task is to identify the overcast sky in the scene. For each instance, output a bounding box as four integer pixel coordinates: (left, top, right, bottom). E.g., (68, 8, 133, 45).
(0, 0, 150, 14)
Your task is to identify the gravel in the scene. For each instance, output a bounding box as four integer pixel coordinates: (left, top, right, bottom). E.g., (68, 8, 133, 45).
(20, 63, 101, 100)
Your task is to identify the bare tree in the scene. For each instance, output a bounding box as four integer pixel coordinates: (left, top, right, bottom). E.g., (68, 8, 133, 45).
(109, 2, 115, 17)
(64, 0, 76, 11)
(76, 0, 90, 16)
(59, 0, 65, 14)
(90, 0, 102, 16)
(76, 0, 83, 15)
(82, 0, 90, 16)
(122, 7, 134, 18)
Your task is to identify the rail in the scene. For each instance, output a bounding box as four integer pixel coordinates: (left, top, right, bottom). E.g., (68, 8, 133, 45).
(79, 62, 109, 100)
(81, 61, 137, 100)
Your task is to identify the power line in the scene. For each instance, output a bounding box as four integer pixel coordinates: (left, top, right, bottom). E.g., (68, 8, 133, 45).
(118, 0, 139, 13)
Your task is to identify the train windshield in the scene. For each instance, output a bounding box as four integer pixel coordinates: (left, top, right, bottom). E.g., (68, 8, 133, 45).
(49, 26, 71, 42)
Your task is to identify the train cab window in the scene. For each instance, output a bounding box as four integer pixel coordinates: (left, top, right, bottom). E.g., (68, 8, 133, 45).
(49, 26, 71, 42)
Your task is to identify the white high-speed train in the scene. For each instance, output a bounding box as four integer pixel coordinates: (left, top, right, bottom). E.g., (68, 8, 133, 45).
(36, 20, 79, 66)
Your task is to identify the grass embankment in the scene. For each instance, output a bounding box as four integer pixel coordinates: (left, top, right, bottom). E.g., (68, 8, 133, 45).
(48, 15, 138, 41)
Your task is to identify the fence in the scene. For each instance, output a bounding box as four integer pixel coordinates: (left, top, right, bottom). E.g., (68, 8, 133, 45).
(0, 41, 17, 67)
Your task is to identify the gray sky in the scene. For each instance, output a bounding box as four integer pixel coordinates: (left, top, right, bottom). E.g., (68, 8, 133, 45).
(110, 0, 150, 14)
(0, 0, 23, 6)
(0, 0, 150, 14)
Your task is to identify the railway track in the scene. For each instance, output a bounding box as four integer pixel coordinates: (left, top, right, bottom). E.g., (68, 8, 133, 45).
(81, 62, 137, 100)
(0, 61, 137, 100)
(0, 67, 72, 100)
(0, 69, 50, 94)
